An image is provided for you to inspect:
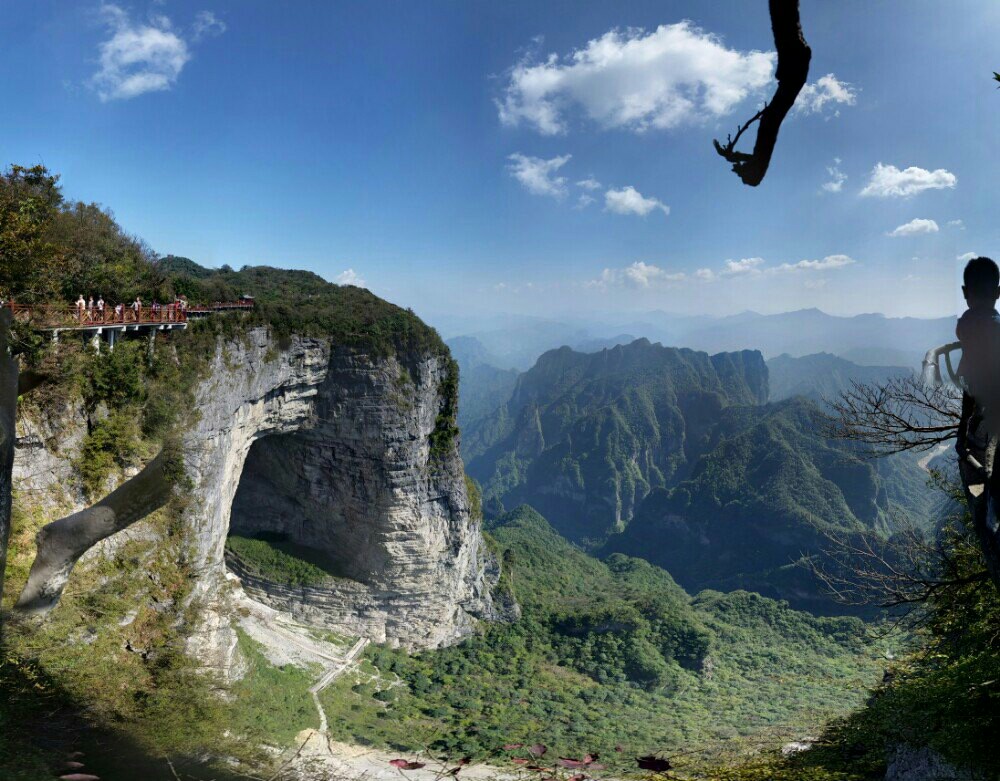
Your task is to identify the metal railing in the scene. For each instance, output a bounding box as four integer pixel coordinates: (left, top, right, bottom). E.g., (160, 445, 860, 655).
(6, 302, 188, 329)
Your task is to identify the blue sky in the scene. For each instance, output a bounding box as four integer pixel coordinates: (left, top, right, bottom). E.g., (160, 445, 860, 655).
(3, 1, 999, 320)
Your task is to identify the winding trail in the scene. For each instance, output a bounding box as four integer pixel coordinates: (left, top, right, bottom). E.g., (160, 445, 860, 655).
(308, 637, 369, 733)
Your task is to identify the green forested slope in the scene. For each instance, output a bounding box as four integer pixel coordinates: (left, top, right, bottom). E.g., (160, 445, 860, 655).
(464, 339, 769, 544)
(318, 505, 883, 766)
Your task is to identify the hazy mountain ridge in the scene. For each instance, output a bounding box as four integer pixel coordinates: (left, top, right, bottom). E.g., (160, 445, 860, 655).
(436, 308, 955, 379)
(767, 352, 912, 404)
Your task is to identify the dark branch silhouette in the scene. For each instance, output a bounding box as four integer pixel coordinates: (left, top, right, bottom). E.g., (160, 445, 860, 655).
(0, 308, 18, 608)
(714, 0, 812, 186)
(809, 514, 989, 619)
(827, 375, 961, 455)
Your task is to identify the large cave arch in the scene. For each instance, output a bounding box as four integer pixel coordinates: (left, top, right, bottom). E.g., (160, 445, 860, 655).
(178, 331, 507, 672)
(227, 430, 384, 585)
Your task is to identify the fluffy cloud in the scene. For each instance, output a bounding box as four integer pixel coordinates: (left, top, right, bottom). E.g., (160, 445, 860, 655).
(887, 218, 940, 237)
(604, 186, 670, 217)
(576, 177, 602, 191)
(694, 268, 716, 281)
(821, 158, 847, 193)
(774, 254, 856, 272)
(192, 10, 226, 41)
(957, 252, 979, 262)
(506, 153, 572, 198)
(334, 269, 367, 287)
(860, 164, 957, 198)
(794, 74, 857, 115)
(498, 23, 775, 135)
(722, 257, 765, 275)
(90, 4, 225, 101)
(588, 262, 686, 290)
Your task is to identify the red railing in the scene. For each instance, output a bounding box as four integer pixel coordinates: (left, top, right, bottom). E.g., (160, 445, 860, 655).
(7, 302, 188, 329)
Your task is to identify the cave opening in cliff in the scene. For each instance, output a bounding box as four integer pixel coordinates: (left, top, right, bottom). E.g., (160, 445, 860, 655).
(225, 431, 369, 587)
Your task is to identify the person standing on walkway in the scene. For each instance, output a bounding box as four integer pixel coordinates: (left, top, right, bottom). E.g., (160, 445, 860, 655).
(75, 295, 86, 323)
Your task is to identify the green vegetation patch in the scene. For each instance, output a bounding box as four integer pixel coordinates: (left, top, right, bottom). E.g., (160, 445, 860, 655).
(226, 533, 338, 587)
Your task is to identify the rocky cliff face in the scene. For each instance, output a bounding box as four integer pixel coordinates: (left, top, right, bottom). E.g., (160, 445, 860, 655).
(14, 327, 512, 676)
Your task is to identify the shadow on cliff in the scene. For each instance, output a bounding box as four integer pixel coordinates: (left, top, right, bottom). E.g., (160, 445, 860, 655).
(0, 636, 252, 781)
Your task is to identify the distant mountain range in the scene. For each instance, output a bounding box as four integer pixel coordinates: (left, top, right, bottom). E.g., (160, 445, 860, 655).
(766, 352, 912, 405)
(435, 308, 955, 376)
(460, 338, 942, 613)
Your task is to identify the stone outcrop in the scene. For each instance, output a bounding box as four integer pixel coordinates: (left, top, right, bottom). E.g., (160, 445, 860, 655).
(179, 329, 510, 671)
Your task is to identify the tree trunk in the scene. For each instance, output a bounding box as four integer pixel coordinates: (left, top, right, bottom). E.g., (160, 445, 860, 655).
(0, 308, 18, 610)
(15, 451, 173, 615)
(713, 0, 812, 186)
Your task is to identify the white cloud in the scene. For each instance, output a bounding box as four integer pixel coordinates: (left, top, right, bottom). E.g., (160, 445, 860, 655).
(506, 153, 572, 198)
(821, 159, 847, 193)
(774, 254, 856, 272)
(794, 73, 857, 115)
(90, 4, 224, 101)
(958, 252, 979, 262)
(588, 262, 685, 290)
(334, 269, 367, 287)
(722, 257, 765, 275)
(948, 219, 965, 229)
(887, 218, 940, 237)
(860, 163, 957, 198)
(694, 268, 715, 281)
(604, 186, 670, 217)
(575, 193, 596, 209)
(576, 177, 602, 191)
(497, 22, 775, 135)
(192, 10, 226, 41)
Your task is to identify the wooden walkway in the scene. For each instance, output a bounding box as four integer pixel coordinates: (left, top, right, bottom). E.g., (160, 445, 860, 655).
(7, 303, 188, 330)
(6, 300, 254, 329)
(4, 300, 253, 350)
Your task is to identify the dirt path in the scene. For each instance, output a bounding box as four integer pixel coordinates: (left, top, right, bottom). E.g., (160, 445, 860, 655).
(308, 637, 368, 733)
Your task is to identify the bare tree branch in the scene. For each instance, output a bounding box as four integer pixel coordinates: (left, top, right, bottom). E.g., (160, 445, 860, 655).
(826, 375, 961, 455)
(714, 0, 812, 186)
(808, 510, 988, 621)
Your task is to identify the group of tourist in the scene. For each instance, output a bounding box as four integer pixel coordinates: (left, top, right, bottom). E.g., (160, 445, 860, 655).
(74, 294, 188, 324)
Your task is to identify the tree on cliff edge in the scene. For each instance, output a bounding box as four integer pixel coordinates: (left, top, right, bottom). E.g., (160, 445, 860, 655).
(0, 165, 176, 617)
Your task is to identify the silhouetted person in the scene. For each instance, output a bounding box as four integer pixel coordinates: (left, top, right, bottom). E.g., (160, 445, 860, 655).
(957, 257, 1000, 460)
